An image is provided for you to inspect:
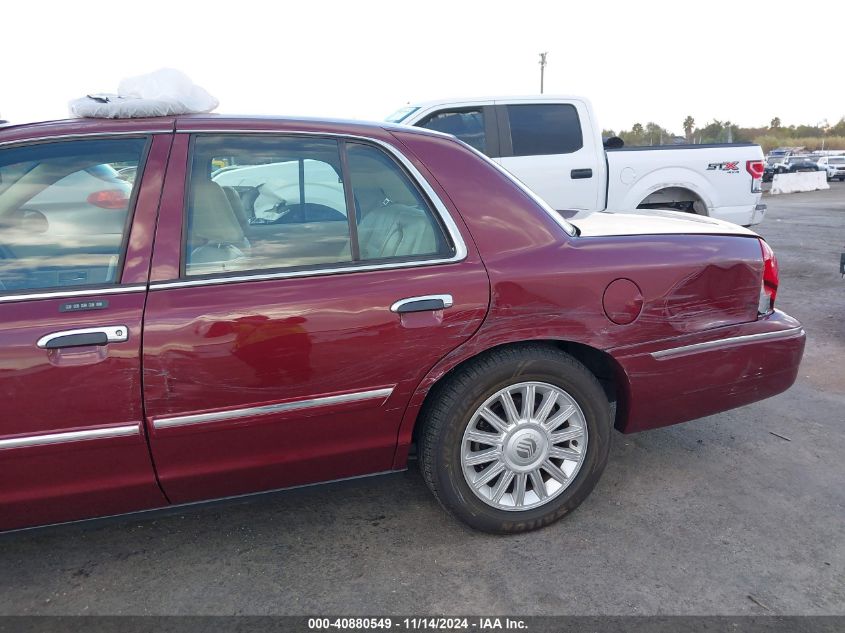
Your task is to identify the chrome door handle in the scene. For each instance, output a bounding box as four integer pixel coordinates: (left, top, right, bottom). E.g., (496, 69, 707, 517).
(37, 325, 129, 349)
(390, 294, 454, 314)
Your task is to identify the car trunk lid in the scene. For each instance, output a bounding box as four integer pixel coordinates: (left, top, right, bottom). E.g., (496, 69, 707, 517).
(564, 208, 758, 238)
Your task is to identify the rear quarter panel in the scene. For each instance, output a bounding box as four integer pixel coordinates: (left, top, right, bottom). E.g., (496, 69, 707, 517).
(391, 129, 766, 448)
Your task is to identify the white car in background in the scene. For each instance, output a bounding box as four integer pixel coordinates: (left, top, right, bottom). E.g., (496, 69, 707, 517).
(816, 155, 845, 181)
(4, 163, 133, 237)
(213, 159, 346, 221)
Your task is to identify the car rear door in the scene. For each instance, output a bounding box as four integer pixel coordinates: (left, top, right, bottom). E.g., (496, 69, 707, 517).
(0, 131, 173, 531)
(141, 126, 489, 504)
(495, 99, 602, 211)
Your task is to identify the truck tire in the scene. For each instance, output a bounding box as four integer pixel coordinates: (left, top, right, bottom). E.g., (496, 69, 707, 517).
(418, 344, 612, 533)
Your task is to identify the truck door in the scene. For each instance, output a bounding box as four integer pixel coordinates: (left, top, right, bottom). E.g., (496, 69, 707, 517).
(495, 100, 602, 211)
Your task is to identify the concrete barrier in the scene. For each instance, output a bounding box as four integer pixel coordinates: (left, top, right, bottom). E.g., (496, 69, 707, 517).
(771, 171, 830, 194)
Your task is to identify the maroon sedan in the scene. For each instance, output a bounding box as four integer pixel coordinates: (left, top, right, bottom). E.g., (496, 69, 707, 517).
(0, 115, 804, 533)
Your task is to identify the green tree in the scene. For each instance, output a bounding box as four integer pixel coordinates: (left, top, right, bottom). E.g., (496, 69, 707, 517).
(770, 117, 781, 129)
(698, 119, 724, 143)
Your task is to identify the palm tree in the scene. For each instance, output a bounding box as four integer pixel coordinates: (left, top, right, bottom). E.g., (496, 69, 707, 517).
(683, 116, 695, 142)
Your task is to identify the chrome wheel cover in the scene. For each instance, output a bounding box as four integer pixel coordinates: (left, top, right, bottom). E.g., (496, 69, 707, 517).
(460, 381, 588, 511)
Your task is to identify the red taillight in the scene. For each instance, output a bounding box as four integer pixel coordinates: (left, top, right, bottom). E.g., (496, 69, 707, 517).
(87, 189, 129, 209)
(746, 160, 765, 179)
(759, 238, 779, 314)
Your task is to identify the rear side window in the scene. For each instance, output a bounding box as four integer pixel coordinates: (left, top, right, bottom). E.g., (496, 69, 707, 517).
(187, 136, 350, 277)
(184, 135, 454, 278)
(506, 104, 583, 156)
(417, 109, 487, 154)
(0, 138, 147, 293)
(346, 143, 450, 262)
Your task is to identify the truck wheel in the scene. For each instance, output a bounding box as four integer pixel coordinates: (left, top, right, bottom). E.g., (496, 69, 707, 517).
(418, 345, 612, 533)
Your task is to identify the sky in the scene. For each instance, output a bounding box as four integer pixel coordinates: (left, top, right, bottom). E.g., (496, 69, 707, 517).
(2, 0, 843, 133)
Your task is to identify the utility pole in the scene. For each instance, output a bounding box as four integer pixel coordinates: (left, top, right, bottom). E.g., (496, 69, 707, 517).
(539, 52, 548, 94)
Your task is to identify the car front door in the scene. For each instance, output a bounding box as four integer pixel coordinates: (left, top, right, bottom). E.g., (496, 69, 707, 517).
(495, 100, 602, 211)
(0, 132, 172, 531)
(141, 129, 489, 503)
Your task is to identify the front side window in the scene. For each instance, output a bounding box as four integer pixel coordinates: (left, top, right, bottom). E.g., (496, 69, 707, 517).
(418, 109, 487, 154)
(184, 135, 453, 277)
(506, 104, 583, 156)
(0, 138, 147, 293)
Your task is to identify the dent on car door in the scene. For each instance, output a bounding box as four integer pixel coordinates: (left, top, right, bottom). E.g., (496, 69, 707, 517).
(0, 134, 173, 531)
(141, 131, 489, 503)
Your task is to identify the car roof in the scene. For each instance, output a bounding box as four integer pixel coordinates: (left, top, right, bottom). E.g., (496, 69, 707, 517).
(0, 114, 451, 145)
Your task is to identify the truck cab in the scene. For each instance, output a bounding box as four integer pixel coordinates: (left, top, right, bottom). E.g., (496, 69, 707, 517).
(390, 96, 767, 226)
(388, 96, 605, 211)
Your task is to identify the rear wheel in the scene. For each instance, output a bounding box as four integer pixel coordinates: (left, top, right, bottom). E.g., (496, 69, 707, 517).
(418, 345, 612, 533)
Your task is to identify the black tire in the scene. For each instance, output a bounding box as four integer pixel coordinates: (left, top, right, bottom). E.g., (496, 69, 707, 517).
(417, 344, 612, 534)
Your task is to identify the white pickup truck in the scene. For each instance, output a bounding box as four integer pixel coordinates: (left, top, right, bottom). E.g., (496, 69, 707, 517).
(387, 96, 767, 226)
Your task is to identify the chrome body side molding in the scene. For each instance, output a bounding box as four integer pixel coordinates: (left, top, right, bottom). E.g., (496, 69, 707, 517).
(153, 387, 395, 430)
(651, 327, 805, 360)
(0, 425, 140, 450)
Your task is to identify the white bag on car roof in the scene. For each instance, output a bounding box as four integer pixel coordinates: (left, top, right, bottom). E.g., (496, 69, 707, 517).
(68, 68, 219, 119)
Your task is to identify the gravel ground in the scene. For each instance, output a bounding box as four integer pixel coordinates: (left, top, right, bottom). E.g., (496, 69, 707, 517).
(1, 184, 843, 616)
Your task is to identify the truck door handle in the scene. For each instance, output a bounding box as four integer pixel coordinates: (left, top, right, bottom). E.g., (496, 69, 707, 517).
(37, 325, 129, 349)
(390, 294, 454, 314)
(571, 168, 593, 179)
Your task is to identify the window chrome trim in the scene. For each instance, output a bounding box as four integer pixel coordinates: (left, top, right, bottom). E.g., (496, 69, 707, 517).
(0, 284, 146, 304)
(153, 387, 395, 430)
(650, 327, 804, 360)
(151, 257, 461, 291)
(0, 425, 140, 450)
(156, 130, 466, 291)
(0, 130, 171, 148)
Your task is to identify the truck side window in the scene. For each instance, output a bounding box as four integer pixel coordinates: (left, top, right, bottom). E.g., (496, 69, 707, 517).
(507, 104, 583, 156)
(417, 109, 487, 154)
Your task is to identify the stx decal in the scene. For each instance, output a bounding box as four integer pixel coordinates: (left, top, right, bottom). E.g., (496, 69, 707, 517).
(707, 162, 740, 171)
